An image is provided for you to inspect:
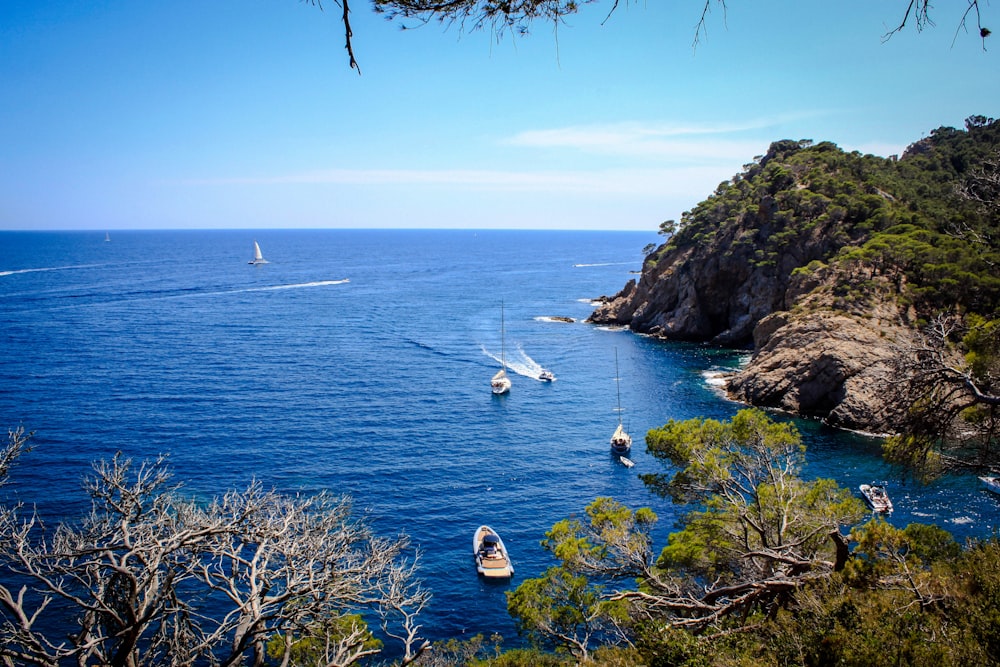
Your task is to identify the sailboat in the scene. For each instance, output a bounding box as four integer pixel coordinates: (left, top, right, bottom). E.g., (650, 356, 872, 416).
(610, 349, 632, 454)
(248, 240, 268, 265)
(491, 302, 512, 395)
(104, 232, 111, 242)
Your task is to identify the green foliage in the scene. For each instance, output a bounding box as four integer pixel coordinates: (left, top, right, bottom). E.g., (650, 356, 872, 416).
(663, 117, 1000, 321)
(485, 648, 573, 666)
(493, 409, 1000, 665)
(418, 633, 504, 667)
(506, 566, 627, 660)
(658, 219, 677, 236)
(644, 410, 865, 585)
(266, 614, 382, 666)
(963, 314, 1000, 386)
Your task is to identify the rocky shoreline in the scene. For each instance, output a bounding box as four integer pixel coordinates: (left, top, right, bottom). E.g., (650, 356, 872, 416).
(586, 140, 921, 436)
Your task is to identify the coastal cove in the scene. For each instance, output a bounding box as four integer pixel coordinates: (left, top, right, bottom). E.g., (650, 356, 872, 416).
(1, 229, 997, 647)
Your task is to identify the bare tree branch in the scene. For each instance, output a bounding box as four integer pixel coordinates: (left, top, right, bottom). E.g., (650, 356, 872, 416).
(0, 451, 428, 666)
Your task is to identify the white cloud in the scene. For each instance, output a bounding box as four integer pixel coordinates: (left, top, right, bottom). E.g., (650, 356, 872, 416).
(503, 116, 823, 161)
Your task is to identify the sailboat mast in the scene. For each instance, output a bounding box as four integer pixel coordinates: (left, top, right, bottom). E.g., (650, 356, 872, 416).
(615, 348, 623, 427)
(501, 301, 507, 371)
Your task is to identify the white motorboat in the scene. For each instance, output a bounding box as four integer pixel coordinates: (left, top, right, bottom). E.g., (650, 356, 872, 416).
(248, 240, 268, 265)
(860, 483, 893, 513)
(980, 475, 1000, 495)
(618, 455, 635, 468)
(539, 369, 555, 382)
(473, 525, 514, 578)
(491, 302, 511, 395)
(610, 349, 631, 455)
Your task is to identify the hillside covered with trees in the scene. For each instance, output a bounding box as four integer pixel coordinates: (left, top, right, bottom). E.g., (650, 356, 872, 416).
(591, 116, 1000, 476)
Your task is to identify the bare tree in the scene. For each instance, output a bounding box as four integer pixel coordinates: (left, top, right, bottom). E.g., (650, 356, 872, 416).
(886, 314, 1000, 476)
(883, 0, 991, 47)
(304, 1, 991, 71)
(191, 483, 430, 667)
(0, 447, 429, 666)
(957, 145, 1000, 218)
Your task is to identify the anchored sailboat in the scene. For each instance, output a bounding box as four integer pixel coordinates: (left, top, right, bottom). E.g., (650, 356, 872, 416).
(610, 348, 631, 454)
(491, 302, 512, 395)
(248, 240, 268, 265)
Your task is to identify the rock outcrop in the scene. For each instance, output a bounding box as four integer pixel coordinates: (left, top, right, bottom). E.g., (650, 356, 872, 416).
(591, 119, 1000, 436)
(587, 140, 914, 433)
(725, 309, 915, 434)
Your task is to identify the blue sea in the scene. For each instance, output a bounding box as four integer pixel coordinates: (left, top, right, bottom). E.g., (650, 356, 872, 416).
(1, 229, 997, 649)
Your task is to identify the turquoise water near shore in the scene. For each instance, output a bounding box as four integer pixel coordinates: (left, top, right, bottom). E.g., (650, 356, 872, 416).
(1, 229, 997, 647)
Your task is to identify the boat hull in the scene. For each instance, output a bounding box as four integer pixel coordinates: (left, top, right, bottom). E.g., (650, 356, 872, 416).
(611, 441, 631, 455)
(491, 380, 511, 395)
(473, 525, 513, 578)
(860, 484, 893, 513)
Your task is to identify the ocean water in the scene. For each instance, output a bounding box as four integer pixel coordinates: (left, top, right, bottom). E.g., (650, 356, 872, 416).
(1, 229, 997, 648)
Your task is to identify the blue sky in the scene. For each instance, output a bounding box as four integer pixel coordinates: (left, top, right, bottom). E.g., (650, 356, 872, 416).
(1, 1, 997, 231)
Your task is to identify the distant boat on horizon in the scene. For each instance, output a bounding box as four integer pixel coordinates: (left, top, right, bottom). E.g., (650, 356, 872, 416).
(248, 240, 268, 265)
(104, 232, 111, 242)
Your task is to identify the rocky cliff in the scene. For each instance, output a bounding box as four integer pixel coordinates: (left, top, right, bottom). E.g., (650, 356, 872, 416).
(590, 120, 1000, 434)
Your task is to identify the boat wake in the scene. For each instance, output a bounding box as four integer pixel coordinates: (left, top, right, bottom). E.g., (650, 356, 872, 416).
(573, 262, 635, 268)
(245, 279, 349, 292)
(37, 279, 351, 311)
(0, 263, 107, 278)
(481, 344, 553, 381)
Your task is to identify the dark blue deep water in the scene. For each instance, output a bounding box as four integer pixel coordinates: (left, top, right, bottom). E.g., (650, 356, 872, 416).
(1, 229, 997, 649)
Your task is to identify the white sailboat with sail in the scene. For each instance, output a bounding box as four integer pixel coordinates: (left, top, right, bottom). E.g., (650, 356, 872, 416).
(248, 240, 268, 265)
(491, 302, 512, 395)
(610, 348, 632, 454)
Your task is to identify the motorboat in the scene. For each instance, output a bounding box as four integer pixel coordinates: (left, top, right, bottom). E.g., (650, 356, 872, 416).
(980, 475, 1000, 495)
(860, 482, 893, 513)
(539, 369, 555, 382)
(248, 240, 268, 265)
(491, 302, 511, 395)
(610, 349, 631, 454)
(618, 455, 635, 468)
(473, 525, 513, 578)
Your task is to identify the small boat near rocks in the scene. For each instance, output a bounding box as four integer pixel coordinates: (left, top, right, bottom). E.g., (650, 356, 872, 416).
(473, 525, 514, 578)
(860, 482, 893, 513)
(980, 475, 1000, 495)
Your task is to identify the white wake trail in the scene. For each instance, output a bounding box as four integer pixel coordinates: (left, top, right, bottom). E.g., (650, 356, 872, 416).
(0, 263, 106, 277)
(481, 343, 550, 380)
